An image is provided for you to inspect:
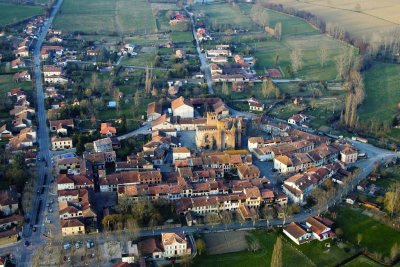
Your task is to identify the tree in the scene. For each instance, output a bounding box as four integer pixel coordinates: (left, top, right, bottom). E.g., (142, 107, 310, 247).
(384, 181, 400, 217)
(116, 195, 133, 214)
(271, 236, 283, 267)
(247, 235, 260, 252)
(262, 78, 277, 99)
(290, 49, 303, 73)
(205, 213, 221, 225)
(144, 66, 152, 95)
(262, 206, 276, 228)
(357, 233, 362, 245)
(133, 90, 141, 108)
(391, 243, 400, 262)
(90, 72, 98, 91)
(221, 81, 229, 96)
(318, 46, 328, 67)
(220, 210, 232, 228)
(195, 239, 206, 255)
(114, 88, 121, 114)
(274, 22, 282, 41)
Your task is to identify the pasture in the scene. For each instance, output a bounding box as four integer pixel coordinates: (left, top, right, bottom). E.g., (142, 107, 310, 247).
(0, 3, 43, 26)
(261, 0, 399, 39)
(358, 63, 400, 125)
(344, 255, 383, 267)
(336, 207, 400, 259)
(191, 2, 256, 31)
(54, 0, 156, 34)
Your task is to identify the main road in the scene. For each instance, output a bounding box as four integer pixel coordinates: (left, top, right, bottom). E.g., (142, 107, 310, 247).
(0, 0, 64, 265)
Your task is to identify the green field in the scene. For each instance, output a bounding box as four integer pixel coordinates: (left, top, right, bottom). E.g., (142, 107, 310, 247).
(359, 62, 400, 125)
(344, 255, 384, 267)
(192, 2, 256, 31)
(193, 2, 355, 80)
(336, 207, 400, 259)
(193, 231, 310, 267)
(54, 0, 156, 34)
(0, 3, 43, 26)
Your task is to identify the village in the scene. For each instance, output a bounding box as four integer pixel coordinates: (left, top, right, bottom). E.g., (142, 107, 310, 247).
(0, 0, 398, 266)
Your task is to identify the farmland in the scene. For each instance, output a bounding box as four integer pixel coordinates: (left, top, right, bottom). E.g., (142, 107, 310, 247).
(54, 0, 157, 34)
(336, 207, 400, 259)
(193, 2, 355, 80)
(359, 62, 400, 123)
(262, 0, 400, 39)
(0, 3, 43, 26)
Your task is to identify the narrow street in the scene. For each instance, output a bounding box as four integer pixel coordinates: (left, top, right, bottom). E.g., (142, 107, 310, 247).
(184, 6, 214, 94)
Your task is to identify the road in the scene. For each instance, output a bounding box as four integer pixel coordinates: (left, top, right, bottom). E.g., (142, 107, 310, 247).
(117, 123, 151, 141)
(0, 0, 64, 265)
(184, 6, 214, 94)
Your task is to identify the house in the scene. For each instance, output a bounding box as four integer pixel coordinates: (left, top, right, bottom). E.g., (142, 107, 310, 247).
(0, 187, 19, 216)
(175, 49, 185, 59)
(247, 98, 264, 112)
(161, 232, 191, 258)
(288, 114, 307, 125)
(43, 65, 62, 77)
(173, 147, 191, 163)
(0, 124, 13, 139)
(237, 165, 260, 180)
(171, 97, 194, 118)
(147, 102, 162, 121)
(100, 123, 117, 137)
(138, 238, 163, 258)
(93, 137, 113, 153)
(339, 144, 358, 164)
(51, 136, 73, 150)
(283, 222, 312, 245)
(10, 58, 25, 69)
(61, 218, 85, 236)
(7, 127, 37, 150)
(44, 76, 68, 84)
(49, 119, 74, 134)
(305, 217, 334, 241)
(151, 115, 175, 131)
(13, 71, 31, 82)
(282, 173, 314, 205)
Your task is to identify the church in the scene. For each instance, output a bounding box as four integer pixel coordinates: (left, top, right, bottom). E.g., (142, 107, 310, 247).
(195, 112, 245, 150)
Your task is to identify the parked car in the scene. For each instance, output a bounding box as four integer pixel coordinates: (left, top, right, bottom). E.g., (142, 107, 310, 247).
(63, 243, 71, 250)
(24, 240, 30, 247)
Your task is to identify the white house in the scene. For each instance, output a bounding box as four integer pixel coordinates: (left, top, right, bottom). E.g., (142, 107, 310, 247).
(172, 147, 191, 163)
(305, 217, 333, 241)
(161, 233, 191, 258)
(288, 114, 307, 125)
(283, 222, 312, 245)
(171, 97, 194, 118)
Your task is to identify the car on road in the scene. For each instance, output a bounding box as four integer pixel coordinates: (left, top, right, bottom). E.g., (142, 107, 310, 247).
(48, 208, 53, 213)
(86, 239, 94, 249)
(24, 240, 30, 247)
(32, 226, 37, 232)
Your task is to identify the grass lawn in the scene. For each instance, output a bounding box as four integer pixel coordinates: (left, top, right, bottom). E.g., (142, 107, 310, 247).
(298, 239, 356, 266)
(193, 231, 311, 267)
(344, 255, 384, 267)
(54, 0, 156, 34)
(171, 31, 193, 43)
(336, 207, 400, 258)
(0, 3, 43, 26)
(359, 62, 400, 126)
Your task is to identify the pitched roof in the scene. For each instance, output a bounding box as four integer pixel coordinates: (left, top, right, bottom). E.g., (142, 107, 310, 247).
(171, 96, 193, 110)
(147, 102, 162, 115)
(61, 218, 84, 228)
(161, 232, 186, 246)
(284, 222, 308, 238)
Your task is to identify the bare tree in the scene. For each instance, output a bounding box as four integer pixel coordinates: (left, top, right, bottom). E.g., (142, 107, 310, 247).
(274, 22, 282, 41)
(290, 49, 303, 73)
(221, 81, 230, 96)
(221, 210, 232, 229)
(318, 46, 328, 67)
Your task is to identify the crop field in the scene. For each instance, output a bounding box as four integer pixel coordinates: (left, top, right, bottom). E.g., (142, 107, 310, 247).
(0, 3, 43, 26)
(262, 0, 400, 39)
(54, 0, 156, 34)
